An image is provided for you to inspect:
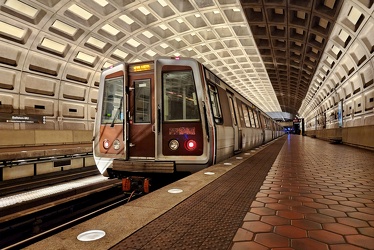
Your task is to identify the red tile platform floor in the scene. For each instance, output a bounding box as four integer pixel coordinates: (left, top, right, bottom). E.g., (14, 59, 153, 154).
(231, 134, 374, 250)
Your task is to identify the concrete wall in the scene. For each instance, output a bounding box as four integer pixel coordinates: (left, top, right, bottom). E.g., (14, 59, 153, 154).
(0, 129, 92, 147)
(305, 125, 374, 149)
(0, 129, 94, 181)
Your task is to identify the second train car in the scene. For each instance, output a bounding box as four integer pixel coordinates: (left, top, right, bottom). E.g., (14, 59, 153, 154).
(93, 57, 283, 191)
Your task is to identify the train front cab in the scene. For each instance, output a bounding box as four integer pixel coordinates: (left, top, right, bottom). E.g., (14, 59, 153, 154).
(93, 63, 126, 177)
(93, 58, 212, 184)
(154, 58, 212, 173)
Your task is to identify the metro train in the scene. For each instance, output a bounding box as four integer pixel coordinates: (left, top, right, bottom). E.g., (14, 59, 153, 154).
(93, 57, 283, 191)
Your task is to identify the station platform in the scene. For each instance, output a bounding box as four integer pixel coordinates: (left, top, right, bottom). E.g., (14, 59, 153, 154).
(26, 135, 374, 250)
(0, 143, 92, 162)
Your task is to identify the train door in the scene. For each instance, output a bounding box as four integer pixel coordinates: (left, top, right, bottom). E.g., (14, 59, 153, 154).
(259, 112, 266, 143)
(271, 119, 275, 139)
(227, 92, 240, 152)
(127, 65, 155, 158)
(236, 100, 243, 151)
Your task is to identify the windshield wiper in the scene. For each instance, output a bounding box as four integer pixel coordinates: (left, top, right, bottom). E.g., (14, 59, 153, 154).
(110, 97, 123, 127)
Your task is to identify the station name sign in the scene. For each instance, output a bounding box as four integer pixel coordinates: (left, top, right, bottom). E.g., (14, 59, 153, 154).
(0, 114, 46, 124)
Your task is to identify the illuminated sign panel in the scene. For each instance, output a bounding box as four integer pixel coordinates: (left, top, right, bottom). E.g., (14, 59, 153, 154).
(338, 100, 343, 128)
(169, 127, 196, 135)
(0, 114, 45, 124)
(131, 63, 153, 72)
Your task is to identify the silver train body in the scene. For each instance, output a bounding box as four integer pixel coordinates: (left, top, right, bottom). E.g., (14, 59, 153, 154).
(93, 57, 284, 178)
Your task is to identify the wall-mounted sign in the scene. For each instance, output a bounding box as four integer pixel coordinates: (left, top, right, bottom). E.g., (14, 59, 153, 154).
(337, 100, 343, 128)
(0, 114, 46, 124)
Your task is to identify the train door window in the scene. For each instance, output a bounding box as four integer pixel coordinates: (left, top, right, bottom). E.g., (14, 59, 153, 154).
(101, 76, 123, 124)
(242, 104, 251, 127)
(134, 79, 151, 123)
(163, 70, 200, 121)
(253, 110, 259, 128)
(237, 103, 244, 126)
(265, 117, 269, 129)
(208, 84, 223, 124)
(259, 113, 265, 128)
(228, 96, 237, 126)
(249, 108, 256, 128)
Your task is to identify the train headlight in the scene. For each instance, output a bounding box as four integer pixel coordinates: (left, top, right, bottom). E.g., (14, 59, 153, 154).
(169, 139, 179, 151)
(113, 139, 120, 150)
(185, 139, 197, 151)
(103, 139, 110, 149)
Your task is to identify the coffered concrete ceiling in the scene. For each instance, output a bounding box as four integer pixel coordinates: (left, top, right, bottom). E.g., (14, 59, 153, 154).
(0, 0, 373, 127)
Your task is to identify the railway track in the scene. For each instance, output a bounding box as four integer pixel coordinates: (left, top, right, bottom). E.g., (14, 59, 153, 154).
(0, 166, 99, 197)
(0, 177, 132, 249)
(0, 170, 188, 249)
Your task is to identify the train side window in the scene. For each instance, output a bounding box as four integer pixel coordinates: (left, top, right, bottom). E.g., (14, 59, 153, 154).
(208, 84, 223, 124)
(242, 104, 251, 127)
(134, 79, 151, 123)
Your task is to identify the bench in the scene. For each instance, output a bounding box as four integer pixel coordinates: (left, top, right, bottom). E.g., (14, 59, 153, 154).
(328, 137, 342, 144)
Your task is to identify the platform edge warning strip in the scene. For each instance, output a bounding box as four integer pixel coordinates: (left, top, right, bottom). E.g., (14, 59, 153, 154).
(111, 137, 287, 250)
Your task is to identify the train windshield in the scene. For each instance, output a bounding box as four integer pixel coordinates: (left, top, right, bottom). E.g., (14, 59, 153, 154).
(101, 76, 123, 124)
(163, 70, 200, 122)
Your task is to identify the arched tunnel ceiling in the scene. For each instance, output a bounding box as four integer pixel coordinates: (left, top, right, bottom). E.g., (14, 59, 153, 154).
(0, 0, 373, 127)
(241, 0, 344, 116)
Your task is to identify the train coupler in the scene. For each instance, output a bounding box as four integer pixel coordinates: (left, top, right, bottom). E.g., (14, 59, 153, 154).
(122, 176, 151, 193)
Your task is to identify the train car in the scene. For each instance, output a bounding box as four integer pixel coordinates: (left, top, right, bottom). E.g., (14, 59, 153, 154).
(93, 57, 283, 192)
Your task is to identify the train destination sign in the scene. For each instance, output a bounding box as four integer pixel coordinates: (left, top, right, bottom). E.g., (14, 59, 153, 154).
(0, 114, 46, 124)
(169, 127, 196, 135)
(131, 63, 153, 72)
